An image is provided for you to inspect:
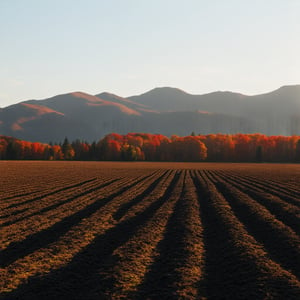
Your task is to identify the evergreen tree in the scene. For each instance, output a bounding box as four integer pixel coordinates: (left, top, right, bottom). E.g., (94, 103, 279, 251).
(6, 140, 20, 160)
(61, 137, 75, 160)
(89, 141, 98, 160)
(256, 145, 263, 162)
(296, 140, 300, 162)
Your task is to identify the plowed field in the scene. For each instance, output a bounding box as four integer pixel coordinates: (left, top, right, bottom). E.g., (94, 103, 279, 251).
(0, 161, 300, 299)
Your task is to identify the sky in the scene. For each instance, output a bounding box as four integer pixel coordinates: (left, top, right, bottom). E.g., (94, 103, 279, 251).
(0, 0, 299, 107)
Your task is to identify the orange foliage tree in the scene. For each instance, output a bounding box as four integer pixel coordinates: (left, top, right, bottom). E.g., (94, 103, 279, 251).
(1, 133, 300, 162)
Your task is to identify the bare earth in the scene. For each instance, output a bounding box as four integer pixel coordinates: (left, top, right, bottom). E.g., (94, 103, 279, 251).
(0, 161, 299, 299)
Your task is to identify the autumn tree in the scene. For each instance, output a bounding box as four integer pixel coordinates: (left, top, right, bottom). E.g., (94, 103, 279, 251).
(169, 136, 207, 161)
(2, 133, 300, 162)
(52, 145, 64, 160)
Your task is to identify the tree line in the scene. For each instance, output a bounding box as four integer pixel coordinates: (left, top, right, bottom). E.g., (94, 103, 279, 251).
(1, 133, 300, 162)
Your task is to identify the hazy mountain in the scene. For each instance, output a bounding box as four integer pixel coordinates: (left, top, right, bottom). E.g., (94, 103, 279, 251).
(130, 85, 300, 135)
(129, 87, 248, 114)
(0, 85, 299, 142)
(129, 85, 300, 115)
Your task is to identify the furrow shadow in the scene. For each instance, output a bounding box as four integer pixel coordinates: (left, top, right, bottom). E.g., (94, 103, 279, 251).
(242, 175, 300, 199)
(113, 170, 169, 221)
(2, 172, 182, 300)
(0, 207, 29, 220)
(214, 180, 300, 279)
(225, 173, 300, 208)
(0, 178, 119, 228)
(134, 171, 188, 299)
(191, 171, 266, 300)
(1, 190, 39, 201)
(215, 172, 300, 236)
(0, 172, 160, 268)
(4, 178, 98, 210)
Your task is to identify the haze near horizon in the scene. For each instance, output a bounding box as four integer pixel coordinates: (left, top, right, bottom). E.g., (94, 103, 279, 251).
(0, 0, 299, 107)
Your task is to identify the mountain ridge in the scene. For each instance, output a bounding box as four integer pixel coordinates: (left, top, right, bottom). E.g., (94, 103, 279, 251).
(0, 85, 299, 142)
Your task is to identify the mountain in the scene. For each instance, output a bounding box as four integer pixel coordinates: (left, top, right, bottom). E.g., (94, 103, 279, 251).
(0, 85, 300, 142)
(129, 87, 248, 113)
(129, 85, 300, 115)
(129, 85, 300, 135)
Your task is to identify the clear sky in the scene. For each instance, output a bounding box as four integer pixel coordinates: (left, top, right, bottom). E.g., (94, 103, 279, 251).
(0, 0, 299, 107)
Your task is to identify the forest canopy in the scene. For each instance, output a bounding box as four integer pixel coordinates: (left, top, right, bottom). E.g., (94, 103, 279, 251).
(1, 133, 300, 162)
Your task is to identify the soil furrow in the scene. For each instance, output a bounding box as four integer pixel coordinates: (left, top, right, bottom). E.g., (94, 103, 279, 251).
(217, 170, 300, 207)
(0, 178, 119, 227)
(0, 172, 159, 266)
(112, 170, 170, 221)
(0, 170, 168, 292)
(1, 171, 181, 299)
(0, 176, 144, 248)
(89, 171, 184, 299)
(238, 174, 300, 196)
(1, 178, 98, 210)
(1, 162, 300, 299)
(135, 170, 205, 299)
(1, 190, 40, 201)
(210, 174, 300, 279)
(191, 170, 300, 299)
(213, 171, 300, 235)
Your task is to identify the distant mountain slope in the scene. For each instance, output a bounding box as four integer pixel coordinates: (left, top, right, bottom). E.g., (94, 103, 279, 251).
(26, 92, 142, 116)
(129, 87, 251, 115)
(129, 85, 300, 135)
(129, 85, 300, 116)
(0, 85, 299, 142)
